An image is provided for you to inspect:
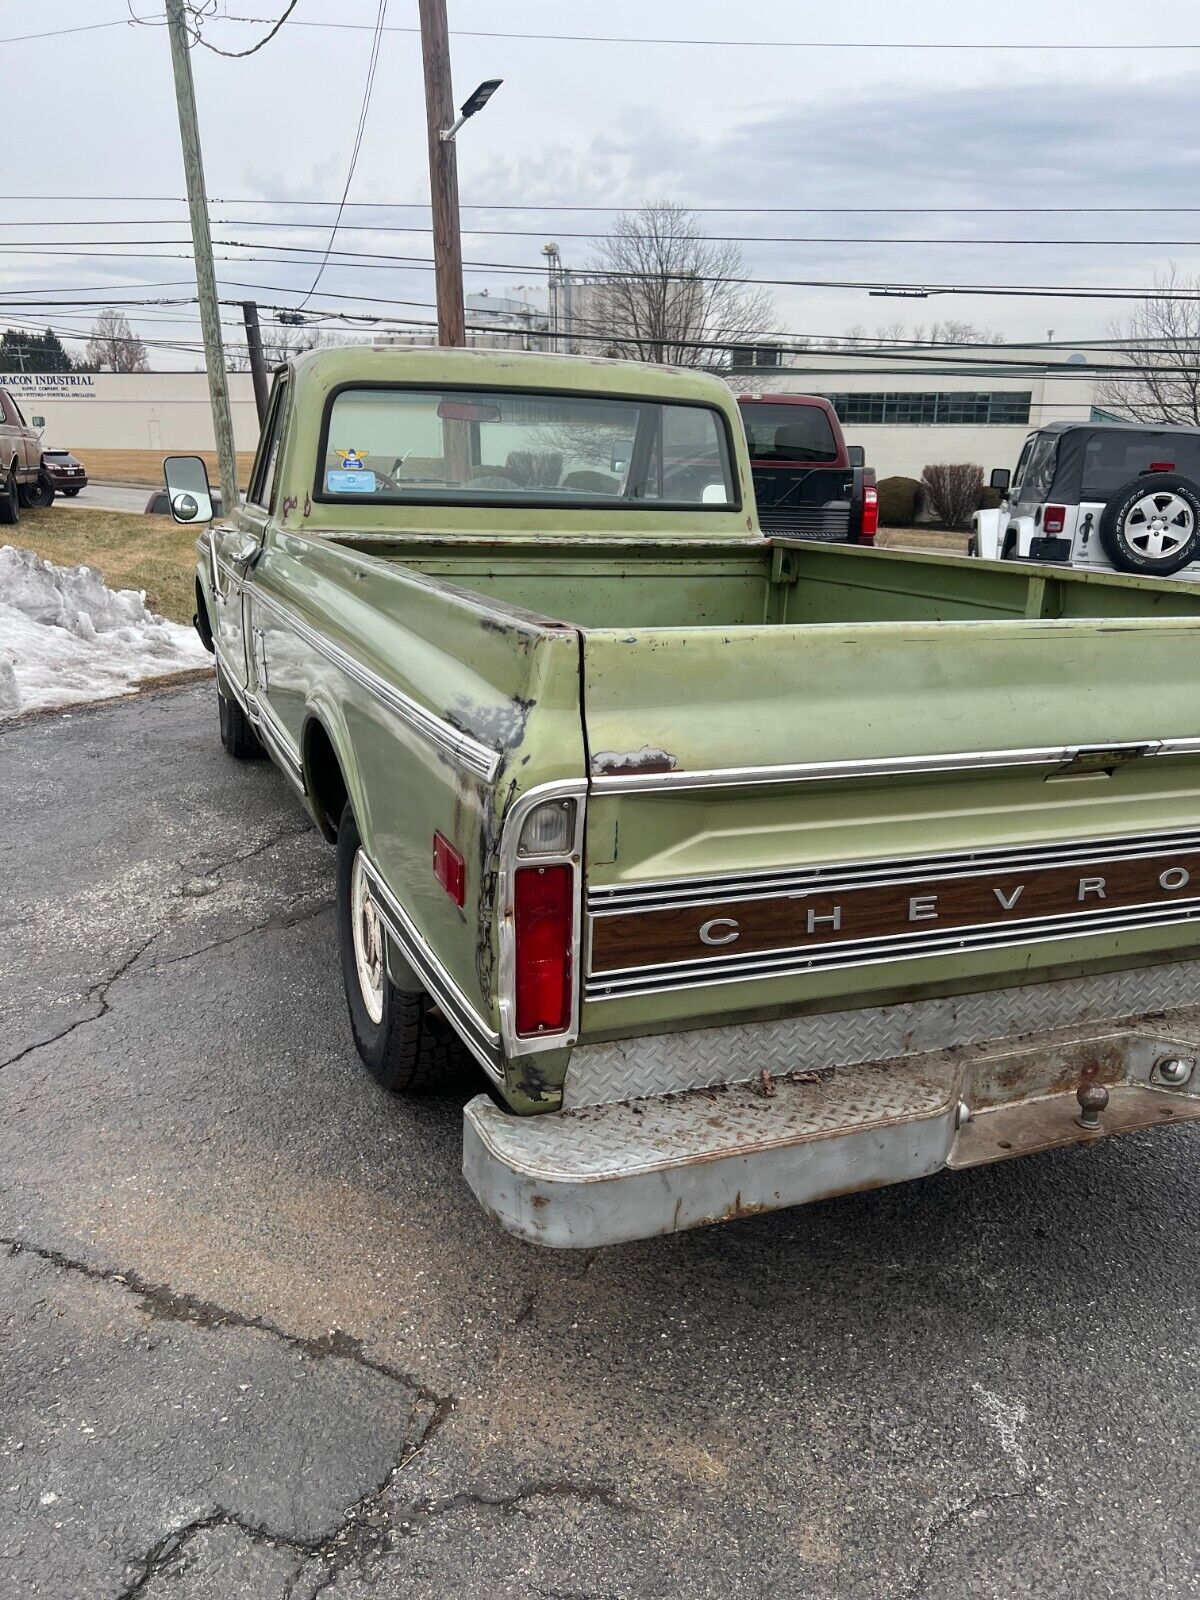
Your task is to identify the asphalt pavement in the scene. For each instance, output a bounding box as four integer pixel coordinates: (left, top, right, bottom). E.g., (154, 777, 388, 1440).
(1, 683, 1196, 1600)
(50, 483, 151, 515)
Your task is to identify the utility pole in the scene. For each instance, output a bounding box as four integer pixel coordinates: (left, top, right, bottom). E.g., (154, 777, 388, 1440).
(241, 301, 269, 425)
(165, 0, 239, 516)
(418, 0, 465, 347)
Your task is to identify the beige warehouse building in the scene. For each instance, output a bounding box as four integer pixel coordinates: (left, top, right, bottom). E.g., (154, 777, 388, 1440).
(0, 370, 263, 453)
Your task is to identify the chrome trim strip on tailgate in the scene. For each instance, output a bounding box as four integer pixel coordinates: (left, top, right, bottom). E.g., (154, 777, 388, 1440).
(588, 828, 1200, 915)
(586, 899, 1200, 999)
(247, 584, 501, 782)
(588, 738, 1200, 794)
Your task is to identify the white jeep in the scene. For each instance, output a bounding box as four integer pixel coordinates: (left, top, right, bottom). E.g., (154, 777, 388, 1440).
(972, 420, 1200, 579)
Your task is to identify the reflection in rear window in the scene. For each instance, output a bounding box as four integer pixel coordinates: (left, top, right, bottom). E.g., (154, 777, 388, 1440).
(1081, 432, 1200, 502)
(739, 402, 838, 463)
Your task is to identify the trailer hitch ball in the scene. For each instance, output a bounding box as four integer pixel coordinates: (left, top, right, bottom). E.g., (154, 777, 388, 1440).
(1075, 1081, 1109, 1132)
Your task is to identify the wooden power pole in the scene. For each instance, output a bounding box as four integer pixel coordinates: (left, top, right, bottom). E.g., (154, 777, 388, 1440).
(418, 0, 466, 347)
(164, 0, 239, 515)
(241, 301, 269, 425)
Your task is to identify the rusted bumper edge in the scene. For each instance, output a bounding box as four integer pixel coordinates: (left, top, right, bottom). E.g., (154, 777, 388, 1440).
(462, 1027, 1200, 1248)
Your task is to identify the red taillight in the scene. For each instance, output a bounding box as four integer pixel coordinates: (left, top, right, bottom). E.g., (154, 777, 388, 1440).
(860, 485, 878, 542)
(1149, 461, 1175, 473)
(514, 863, 573, 1036)
(1042, 505, 1067, 534)
(433, 831, 465, 906)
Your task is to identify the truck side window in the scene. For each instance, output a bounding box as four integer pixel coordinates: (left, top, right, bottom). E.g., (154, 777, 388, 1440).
(1009, 437, 1033, 498)
(247, 377, 288, 509)
(1016, 435, 1056, 505)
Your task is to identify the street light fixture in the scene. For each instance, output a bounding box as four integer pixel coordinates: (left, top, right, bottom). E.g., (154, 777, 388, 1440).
(439, 78, 503, 141)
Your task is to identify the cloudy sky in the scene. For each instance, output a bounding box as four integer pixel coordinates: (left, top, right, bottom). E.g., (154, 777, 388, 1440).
(5, 0, 1200, 366)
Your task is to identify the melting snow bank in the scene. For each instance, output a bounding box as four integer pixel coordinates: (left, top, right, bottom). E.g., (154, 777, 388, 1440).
(0, 545, 210, 719)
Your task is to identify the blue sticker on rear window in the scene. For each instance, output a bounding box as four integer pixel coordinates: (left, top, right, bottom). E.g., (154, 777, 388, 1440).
(326, 469, 377, 493)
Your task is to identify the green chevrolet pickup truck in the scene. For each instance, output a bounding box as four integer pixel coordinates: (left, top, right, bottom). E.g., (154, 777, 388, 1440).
(171, 345, 1200, 1247)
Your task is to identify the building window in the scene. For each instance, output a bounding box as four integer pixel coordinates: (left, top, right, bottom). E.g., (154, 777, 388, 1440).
(821, 392, 1031, 426)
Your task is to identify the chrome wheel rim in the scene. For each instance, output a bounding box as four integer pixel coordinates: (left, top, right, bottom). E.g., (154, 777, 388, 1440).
(350, 849, 385, 1024)
(1125, 491, 1194, 559)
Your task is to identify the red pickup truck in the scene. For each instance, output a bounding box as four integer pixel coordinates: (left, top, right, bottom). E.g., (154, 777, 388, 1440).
(738, 393, 877, 545)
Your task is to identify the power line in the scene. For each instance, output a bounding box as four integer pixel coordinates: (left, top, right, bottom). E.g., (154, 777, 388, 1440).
(8, 194, 1200, 217)
(0, 18, 129, 46)
(237, 16, 1200, 50)
(11, 218, 1200, 247)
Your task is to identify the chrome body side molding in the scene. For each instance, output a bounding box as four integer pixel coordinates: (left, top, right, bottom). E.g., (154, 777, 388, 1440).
(247, 582, 501, 783)
(588, 738, 1200, 795)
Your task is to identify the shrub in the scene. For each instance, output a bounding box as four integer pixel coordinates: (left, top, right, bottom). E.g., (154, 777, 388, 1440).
(976, 485, 1004, 511)
(921, 463, 984, 529)
(505, 450, 563, 488)
(876, 475, 922, 526)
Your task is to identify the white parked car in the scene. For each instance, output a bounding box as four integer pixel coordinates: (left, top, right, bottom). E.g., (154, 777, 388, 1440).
(972, 420, 1200, 578)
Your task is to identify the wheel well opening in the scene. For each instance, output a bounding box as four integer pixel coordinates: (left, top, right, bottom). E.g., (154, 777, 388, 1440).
(303, 719, 349, 843)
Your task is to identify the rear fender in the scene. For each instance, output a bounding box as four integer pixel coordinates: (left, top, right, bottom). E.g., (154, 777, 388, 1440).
(298, 696, 370, 847)
(971, 507, 1006, 560)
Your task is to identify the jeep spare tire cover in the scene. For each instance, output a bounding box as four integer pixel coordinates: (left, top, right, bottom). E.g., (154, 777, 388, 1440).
(1099, 473, 1200, 575)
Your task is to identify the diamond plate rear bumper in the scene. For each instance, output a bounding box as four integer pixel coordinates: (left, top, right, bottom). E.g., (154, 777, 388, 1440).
(464, 1026, 1200, 1247)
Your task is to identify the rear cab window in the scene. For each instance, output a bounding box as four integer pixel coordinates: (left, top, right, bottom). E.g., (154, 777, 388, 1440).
(739, 402, 839, 463)
(316, 385, 737, 510)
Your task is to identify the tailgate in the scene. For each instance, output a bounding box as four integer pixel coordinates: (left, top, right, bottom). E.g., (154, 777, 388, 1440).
(579, 618, 1200, 1036)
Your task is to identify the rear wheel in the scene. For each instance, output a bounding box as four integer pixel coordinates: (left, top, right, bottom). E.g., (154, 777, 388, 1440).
(62, 486, 81, 498)
(19, 473, 54, 509)
(217, 674, 263, 760)
(1099, 474, 1200, 575)
(336, 804, 463, 1093)
(0, 467, 19, 526)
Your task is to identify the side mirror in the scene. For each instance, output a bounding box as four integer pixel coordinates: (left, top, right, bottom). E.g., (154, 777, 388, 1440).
(31, 415, 45, 430)
(847, 444, 865, 467)
(609, 438, 633, 473)
(989, 467, 1011, 493)
(164, 454, 214, 524)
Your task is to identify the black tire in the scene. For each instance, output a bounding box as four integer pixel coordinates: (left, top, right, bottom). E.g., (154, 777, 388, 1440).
(0, 467, 19, 526)
(1001, 529, 1017, 560)
(1099, 473, 1200, 576)
(217, 675, 264, 760)
(63, 487, 81, 498)
(336, 804, 463, 1094)
(19, 473, 55, 509)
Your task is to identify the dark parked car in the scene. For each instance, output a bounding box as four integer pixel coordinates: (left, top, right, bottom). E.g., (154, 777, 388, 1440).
(41, 448, 88, 497)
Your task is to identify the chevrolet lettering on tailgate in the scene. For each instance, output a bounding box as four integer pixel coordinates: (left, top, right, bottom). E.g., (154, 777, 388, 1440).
(588, 832, 1200, 997)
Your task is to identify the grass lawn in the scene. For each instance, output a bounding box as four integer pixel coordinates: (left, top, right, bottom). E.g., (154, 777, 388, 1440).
(876, 526, 970, 555)
(80, 448, 256, 489)
(9, 506, 200, 624)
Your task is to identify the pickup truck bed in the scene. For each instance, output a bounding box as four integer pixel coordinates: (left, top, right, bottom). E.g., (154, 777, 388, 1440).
(190, 346, 1200, 1247)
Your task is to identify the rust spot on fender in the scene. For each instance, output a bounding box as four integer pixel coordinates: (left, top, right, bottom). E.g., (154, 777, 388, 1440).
(592, 745, 678, 776)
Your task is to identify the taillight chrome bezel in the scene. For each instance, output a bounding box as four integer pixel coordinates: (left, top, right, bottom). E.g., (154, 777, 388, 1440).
(497, 780, 587, 1058)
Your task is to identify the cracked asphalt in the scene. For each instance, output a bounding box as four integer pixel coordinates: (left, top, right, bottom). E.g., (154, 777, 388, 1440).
(1, 682, 1197, 1600)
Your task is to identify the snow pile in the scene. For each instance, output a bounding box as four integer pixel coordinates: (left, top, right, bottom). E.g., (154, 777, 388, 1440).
(0, 545, 209, 718)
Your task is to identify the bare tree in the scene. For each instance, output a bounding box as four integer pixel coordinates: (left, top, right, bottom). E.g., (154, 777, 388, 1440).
(921, 463, 984, 529)
(85, 308, 149, 372)
(572, 202, 776, 368)
(1094, 267, 1200, 425)
(828, 320, 1005, 349)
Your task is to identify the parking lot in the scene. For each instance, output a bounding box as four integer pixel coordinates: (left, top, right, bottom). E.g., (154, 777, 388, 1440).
(1, 682, 1196, 1600)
